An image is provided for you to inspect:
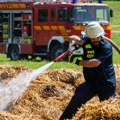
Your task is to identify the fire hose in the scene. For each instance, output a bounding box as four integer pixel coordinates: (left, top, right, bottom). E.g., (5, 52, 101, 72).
(103, 36, 120, 54)
(54, 46, 75, 62)
(54, 36, 120, 62)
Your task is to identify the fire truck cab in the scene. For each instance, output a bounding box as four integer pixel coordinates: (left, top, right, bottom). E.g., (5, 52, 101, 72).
(0, 0, 113, 60)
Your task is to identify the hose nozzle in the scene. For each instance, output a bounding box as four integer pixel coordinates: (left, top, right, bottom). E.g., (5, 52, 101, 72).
(54, 46, 76, 62)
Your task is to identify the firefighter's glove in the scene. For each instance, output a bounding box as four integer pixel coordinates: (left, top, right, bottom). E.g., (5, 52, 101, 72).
(82, 42, 95, 60)
(70, 44, 80, 51)
(74, 44, 80, 50)
(68, 53, 82, 65)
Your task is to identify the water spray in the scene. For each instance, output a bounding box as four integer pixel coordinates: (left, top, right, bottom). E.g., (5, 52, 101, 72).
(0, 46, 76, 111)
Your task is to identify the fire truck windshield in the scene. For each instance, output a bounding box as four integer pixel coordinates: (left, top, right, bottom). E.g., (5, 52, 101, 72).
(72, 6, 110, 24)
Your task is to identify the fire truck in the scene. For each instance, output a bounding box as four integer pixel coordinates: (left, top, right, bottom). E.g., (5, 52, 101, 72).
(0, 0, 113, 60)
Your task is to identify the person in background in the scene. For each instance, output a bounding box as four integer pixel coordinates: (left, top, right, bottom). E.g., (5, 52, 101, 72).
(59, 21, 116, 120)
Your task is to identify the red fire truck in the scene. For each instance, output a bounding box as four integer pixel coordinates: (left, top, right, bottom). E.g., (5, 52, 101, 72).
(0, 0, 113, 60)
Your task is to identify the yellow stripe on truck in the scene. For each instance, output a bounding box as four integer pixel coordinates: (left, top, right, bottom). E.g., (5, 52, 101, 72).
(102, 25, 112, 30)
(51, 26, 58, 30)
(58, 26, 68, 35)
(73, 25, 85, 31)
(43, 26, 50, 30)
(34, 26, 41, 30)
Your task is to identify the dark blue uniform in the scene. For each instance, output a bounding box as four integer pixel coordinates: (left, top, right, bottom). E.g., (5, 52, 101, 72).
(59, 37, 116, 120)
(83, 38, 116, 101)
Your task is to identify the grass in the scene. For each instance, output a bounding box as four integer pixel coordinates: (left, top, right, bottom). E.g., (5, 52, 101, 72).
(0, 1, 120, 69)
(108, 1, 120, 65)
(105, 1, 120, 25)
(0, 54, 82, 70)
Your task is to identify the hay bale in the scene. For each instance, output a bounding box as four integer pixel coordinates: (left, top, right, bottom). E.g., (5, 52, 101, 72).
(0, 65, 120, 120)
(0, 65, 29, 83)
(72, 98, 120, 120)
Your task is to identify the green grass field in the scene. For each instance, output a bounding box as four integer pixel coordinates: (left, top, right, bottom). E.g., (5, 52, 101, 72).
(0, 1, 120, 70)
(107, 1, 120, 64)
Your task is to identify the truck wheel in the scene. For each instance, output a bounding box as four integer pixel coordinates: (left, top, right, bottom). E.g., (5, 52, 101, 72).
(51, 45, 64, 60)
(9, 46, 20, 61)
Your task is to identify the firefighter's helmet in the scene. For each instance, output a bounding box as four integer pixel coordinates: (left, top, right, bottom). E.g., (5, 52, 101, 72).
(82, 21, 105, 38)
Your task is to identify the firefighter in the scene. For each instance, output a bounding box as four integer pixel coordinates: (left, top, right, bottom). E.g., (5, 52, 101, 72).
(59, 21, 116, 120)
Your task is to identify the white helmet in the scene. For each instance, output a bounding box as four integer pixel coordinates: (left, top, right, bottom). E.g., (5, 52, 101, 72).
(82, 22, 105, 38)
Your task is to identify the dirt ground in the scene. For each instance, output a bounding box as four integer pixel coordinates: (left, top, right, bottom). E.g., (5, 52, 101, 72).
(0, 64, 120, 120)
